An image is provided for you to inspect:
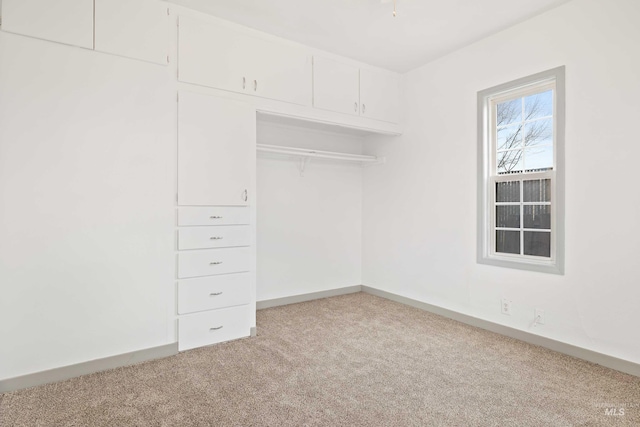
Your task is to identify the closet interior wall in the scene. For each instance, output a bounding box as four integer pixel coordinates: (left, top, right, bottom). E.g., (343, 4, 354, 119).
(256, 121, 364, 302)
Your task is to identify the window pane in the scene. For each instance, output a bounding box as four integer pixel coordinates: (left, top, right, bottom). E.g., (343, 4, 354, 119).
(497, 149, 523, 174)
(496, 206, 520, 228)
(497, 98, 522, 126)
(523, 179, 551, 202)
(496, 230, 520, 254)
(524, 231, 551, 257)
(497, 124, 522, 151)
(524, 145, 553, 171)
(496, 181, 520, 202)
(524, 90, 553, 119)
(524, 118, 553, 147)
(523, 205, 551, 229)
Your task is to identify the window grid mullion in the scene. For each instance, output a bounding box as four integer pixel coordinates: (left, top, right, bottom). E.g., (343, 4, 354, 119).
(496, 114, 553, 130)
(497, 202, 550, 206)
(520, 179, 524, 255)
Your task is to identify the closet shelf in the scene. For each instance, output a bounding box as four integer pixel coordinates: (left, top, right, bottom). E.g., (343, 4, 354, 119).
(256, 144, 385, 165)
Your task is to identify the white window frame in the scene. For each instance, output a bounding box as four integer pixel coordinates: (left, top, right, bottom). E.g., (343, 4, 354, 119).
(477, 67, 565, 274)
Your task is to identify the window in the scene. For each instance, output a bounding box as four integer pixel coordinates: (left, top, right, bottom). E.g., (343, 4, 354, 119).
(477, 67, 565, 274)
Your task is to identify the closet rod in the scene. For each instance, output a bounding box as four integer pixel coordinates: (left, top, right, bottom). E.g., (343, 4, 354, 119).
(256, 144, 382, 163)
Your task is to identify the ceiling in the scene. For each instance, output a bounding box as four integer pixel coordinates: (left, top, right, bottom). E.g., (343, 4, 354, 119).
(168, 0, 571, 73)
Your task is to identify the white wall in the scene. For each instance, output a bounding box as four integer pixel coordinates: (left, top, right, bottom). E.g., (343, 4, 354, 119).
(0, 32, 176, 380)
(363, 0, 640, 364)
(256, 121, 363, 301)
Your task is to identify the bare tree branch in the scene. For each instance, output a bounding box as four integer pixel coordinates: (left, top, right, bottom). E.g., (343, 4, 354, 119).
(496, 94, 551, 173)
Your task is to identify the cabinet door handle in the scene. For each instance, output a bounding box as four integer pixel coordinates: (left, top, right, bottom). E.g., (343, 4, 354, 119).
(243, 189, 248, 202)
(209, 261, 223, 265)
(354, 102, 358, 112)
(243, 77, 246, 90)
(362, 103, 366, 114)
(210, 236, 223, 240)
(209, 292, 223, 296)
(210, 216, 223, 219)
(254, 80, 257, 91)
(210, 326, 223, 331)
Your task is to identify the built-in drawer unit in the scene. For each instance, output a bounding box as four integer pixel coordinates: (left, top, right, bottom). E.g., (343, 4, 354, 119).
(178, 247, 251, 279)
(178, 206, 250, 226)
(178, 304, 251, 351)
(175, 93, 254, 352)
(178, 225, 251, 250)
(178, 273, 251, 315)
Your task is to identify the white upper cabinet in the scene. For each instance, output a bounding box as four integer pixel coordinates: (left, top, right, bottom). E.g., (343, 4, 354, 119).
(178, 16, 251, 95)
(94, 0, 169, 65)
(178, 15, 310, 106)
(251, 37, 311, 106)
(178, 91, 255, 206)
(360, 68, 400, 124)
(312, 56, 361, 117)
(1, 0, 94, 49)
(313, 56, 400, 124)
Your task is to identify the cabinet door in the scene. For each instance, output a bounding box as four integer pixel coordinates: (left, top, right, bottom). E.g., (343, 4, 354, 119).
(178, 91, 255, 206)
(252, 38, 311, 106)
(178, 15, 252, 94)
(179, 15, 310, 105)
(1, 0, 93, 49)
(360, 68, 400, 123)
(94, 0, 168, 65)
(312, 56, 360, 116)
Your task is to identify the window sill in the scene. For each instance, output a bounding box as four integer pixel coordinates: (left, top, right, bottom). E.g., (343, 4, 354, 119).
(478, 254, 564, 275)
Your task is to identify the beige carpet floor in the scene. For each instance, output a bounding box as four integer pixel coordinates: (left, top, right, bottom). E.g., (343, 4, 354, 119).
(1, 292, 638, 426)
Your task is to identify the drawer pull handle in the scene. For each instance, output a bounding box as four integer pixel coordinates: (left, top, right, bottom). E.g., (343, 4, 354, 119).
(210, 326, 223, 331)
(210, 216, 223, 219)
(210, 237, 224, 240)
(210, 261, 223, 265)
(209, 292, 223, 296)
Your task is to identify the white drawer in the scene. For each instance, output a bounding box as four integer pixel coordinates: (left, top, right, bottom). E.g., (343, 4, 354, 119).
(178, 247, 251, 279)
(179, 304, 251, 351)
(178, 226, 251, 250)
(178, 273, 251, 315)
(178, 207, 250, 226)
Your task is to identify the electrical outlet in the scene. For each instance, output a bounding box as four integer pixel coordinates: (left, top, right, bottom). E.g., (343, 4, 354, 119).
(501, 298, 512, 315)
(534, 309, 545, 325)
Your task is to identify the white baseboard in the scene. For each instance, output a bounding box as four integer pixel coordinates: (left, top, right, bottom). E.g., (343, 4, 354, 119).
(256, 285, 362, 309)
(361, 285, 640, 378)
(0, 343, 178, 394)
